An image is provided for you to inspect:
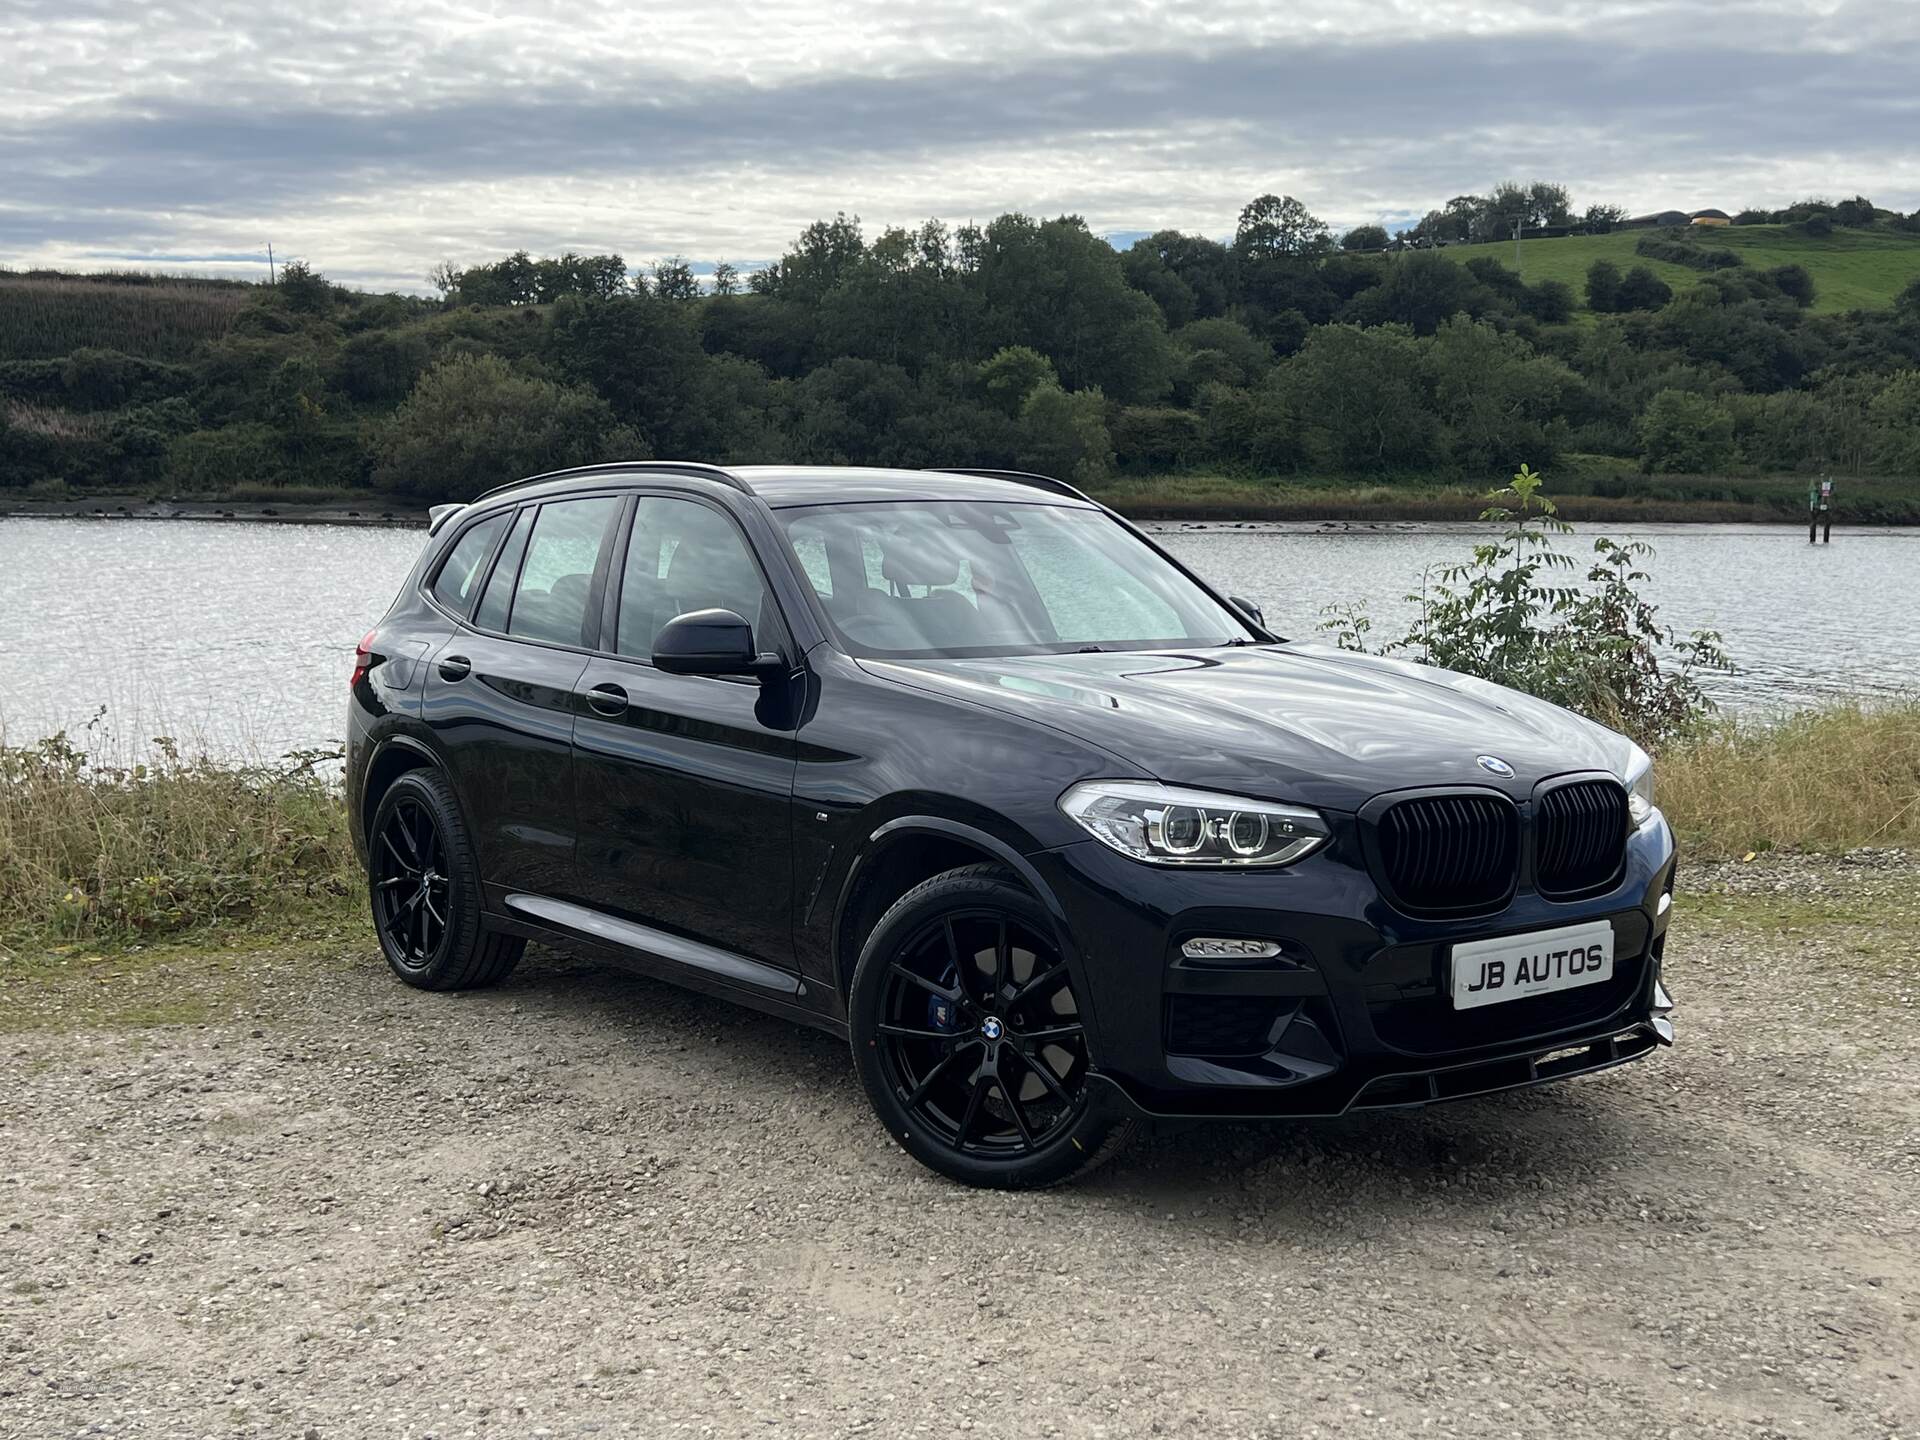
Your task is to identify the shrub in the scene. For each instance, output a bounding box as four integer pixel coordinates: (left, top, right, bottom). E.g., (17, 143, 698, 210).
(1017, 383, 1113, 484)
(0, 729, 352, 944)
(1111, 405, 1204, 471)
(374, 353, 641, 501)
(1321, 467, 1729, 748)
(1634, 236, 1742, 271)
(1638, 389, 1736, 473)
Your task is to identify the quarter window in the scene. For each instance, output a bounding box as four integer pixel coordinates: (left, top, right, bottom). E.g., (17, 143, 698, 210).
(505, 497, 622, 647)
(616, 498, 772, 659)
(430, 513, 508, 616)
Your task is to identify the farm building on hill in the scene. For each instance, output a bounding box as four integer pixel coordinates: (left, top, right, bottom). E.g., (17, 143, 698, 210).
(1624, 209, 1692, 228)
(1690, 209, 1733, 226)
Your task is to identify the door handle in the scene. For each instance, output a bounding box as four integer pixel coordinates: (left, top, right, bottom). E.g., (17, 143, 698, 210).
(585, 682, 629, 717)
(438, 654, 471, 681)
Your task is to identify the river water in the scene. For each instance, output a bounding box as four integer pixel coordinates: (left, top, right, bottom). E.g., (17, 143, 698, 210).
(1, 516, 1913, 762)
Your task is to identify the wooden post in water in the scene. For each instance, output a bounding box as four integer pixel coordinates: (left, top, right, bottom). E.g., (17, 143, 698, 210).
(1809, 475, 1834, 543)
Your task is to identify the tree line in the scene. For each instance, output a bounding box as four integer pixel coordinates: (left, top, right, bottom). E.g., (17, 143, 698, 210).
(3, 188, 1919, 502)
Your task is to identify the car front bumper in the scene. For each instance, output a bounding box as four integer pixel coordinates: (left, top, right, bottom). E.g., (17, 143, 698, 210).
(1027, 812, 1677, 1120)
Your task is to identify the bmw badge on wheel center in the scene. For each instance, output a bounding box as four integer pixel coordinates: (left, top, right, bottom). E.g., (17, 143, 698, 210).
(347, 462, 1676, 1189)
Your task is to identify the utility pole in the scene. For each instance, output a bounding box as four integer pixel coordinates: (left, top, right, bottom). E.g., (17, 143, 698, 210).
(267, 243, 276, 286)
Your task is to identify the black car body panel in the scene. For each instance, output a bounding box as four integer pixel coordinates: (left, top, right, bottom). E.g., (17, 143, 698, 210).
(347, 462, 1674, 1127)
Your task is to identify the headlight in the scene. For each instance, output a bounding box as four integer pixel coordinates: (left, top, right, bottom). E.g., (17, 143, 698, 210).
(1623, 746, 1656, 828)
(1059, 781, 1330, 867)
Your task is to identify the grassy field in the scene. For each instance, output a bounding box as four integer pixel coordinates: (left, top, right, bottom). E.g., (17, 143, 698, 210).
(2, 702, 1914, 952)
(1445, 222, 1920, 315)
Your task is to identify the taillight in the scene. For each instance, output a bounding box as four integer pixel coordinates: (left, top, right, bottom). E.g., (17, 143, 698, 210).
(351, 630, 377, 689)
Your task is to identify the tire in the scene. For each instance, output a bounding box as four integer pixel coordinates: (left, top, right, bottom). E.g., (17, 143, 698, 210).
(849, 863, 1136, 1189)
(366, 768, 524, 991)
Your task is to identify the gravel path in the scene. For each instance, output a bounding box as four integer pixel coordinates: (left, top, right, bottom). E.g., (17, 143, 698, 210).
(3, 854, 1916, 1439)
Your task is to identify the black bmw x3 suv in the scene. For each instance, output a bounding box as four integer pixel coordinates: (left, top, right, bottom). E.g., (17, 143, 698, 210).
(347, 461, 1676, 1188)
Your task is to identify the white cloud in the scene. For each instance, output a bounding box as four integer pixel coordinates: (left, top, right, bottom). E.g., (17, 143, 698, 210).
(2, 1, 1915, 290)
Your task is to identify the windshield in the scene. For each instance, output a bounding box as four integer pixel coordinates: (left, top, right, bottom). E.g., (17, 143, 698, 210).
(775, 500, 1256, 659)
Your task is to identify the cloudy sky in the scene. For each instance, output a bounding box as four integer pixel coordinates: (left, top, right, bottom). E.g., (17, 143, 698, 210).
(4, 0, 1916, 292)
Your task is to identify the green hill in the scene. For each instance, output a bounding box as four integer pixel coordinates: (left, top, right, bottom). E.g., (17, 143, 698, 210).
(1445, 222, 1920, 315)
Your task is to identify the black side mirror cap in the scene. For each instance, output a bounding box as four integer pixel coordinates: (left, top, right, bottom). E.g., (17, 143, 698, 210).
(1229, 594, 1265, 628)
(652, 608, 787, 681)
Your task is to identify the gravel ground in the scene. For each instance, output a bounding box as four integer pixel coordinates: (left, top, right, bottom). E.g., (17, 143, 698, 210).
(3, 853, 1916, 1439)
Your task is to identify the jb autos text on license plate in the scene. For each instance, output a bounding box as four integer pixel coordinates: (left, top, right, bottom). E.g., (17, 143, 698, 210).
(1449, 920, 1614, 1010)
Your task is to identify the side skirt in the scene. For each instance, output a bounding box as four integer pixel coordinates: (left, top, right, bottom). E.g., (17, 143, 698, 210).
(490, 894, 848, 1041)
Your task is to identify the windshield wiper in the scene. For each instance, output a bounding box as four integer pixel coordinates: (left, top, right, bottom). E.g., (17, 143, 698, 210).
(1075, 644, 1106, 654)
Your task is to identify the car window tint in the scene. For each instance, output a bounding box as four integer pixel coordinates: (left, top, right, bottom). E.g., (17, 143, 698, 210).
(430, 513, 508, 616)
(617, 498, 771, 659)
(506, 497, 620, 647)
(473, 507, 533, 633)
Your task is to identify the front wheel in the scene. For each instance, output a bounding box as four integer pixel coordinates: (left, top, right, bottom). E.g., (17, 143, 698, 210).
(849, 865, 1135, 1189)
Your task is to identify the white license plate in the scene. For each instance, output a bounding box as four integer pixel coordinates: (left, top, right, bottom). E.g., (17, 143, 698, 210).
(1449, 921, 1614, 1010)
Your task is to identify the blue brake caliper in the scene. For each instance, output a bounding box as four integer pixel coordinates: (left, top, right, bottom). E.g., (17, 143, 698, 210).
(927, 965, 962, 1034)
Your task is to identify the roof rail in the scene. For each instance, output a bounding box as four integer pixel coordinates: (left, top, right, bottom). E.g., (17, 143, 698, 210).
(470, 460, 755, 506)
(926, 467, 1094, 504)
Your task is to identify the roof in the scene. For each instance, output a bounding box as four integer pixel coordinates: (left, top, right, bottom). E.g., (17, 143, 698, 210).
(731, 465, 1094, 509)
(458, 461, 1096, 517)
(1689, 208, 1732, 220)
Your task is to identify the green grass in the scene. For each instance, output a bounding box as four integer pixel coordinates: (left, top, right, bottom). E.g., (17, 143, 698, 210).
(1445, 222, 1920, 315)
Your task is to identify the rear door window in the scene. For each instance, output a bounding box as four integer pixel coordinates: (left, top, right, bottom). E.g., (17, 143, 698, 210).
(472, 507, 534, 633)
(505, 497, 622, 648)
(430, 513, 508, 616)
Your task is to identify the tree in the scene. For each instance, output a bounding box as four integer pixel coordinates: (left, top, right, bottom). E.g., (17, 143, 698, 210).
(1342, 224, 1389, 252)
(1615, 266, 1673, 313)
(1586, 259, 1623, 313)
(760, 213, 866, 305)
(1425, 318, 1576, 471)
(1582, 203, 1627, 234)
(651, 256, 701, 302)
(1018, 383, 1113, 483)
(970, 214, 1174, 402)
(711, 261, 739, 297)
(1868, 371, 1920, 474)
(545, 293, 710, 452)
(1234, 194, 1332, 263)
(1278, 324, 1437, 473)
(375, 353, 640, 500)
(275, 260, 333, 314)
(1343, 251, 1479, 335)
(978, 346, 1058, 416)
(1832, 195, 1877, 228)
(1637, 389, 1736, 473)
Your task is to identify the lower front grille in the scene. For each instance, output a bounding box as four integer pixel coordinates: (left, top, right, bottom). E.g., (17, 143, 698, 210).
(1165, 995, 1287, 1057)
(1366, 910, 1653, 1054)
(1374, 792, 1519, 915)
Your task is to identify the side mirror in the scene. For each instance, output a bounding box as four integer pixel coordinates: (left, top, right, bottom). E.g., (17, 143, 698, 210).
(1229, 594, 1265, 628)
(652, 608, 788, 681)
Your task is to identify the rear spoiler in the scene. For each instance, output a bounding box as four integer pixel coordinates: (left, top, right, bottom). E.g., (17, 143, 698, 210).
(427, 503, 466, 535)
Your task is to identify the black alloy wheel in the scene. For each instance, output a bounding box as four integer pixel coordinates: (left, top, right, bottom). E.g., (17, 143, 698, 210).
(851, 864, 1135, 1188)
(878, 908, 1089, 1156)
(373, 796, 451, 971)
(366, 768, 524, 991)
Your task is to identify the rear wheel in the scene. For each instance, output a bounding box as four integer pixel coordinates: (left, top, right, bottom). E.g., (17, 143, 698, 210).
(850, 864, 1135, 1188)
(368, 769, 523, 990)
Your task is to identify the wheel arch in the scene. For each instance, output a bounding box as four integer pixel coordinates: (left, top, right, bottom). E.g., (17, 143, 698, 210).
(831, 816, 1076, 1000)
(359, 734, 442, 846)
